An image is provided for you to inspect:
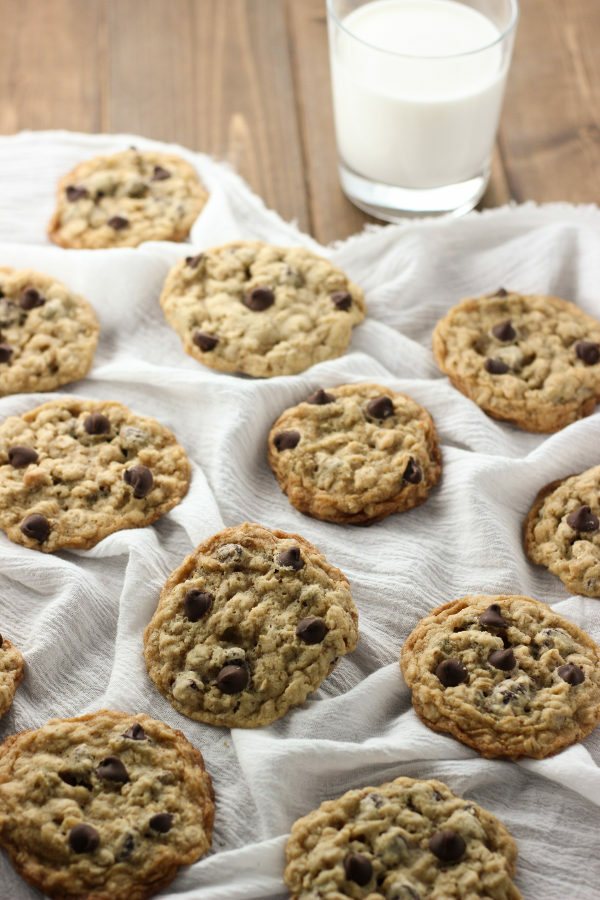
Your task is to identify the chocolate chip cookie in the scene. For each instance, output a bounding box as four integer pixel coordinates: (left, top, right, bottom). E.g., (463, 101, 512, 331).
(0, 634, 24, 721)
(159, 241, 366, 376)
(523, 465, 600, 597)
(432, 289, 600, 432)
(48, 148, 208, 249)
(0, 268, 99, 396)
(143, 522, 358, 727)
(267, 383, 441, 524)
(401, 594, 600, 759)
(0, 709, 214, 900)
(0, 398, 191, 552)
(284, 776, 521, 900)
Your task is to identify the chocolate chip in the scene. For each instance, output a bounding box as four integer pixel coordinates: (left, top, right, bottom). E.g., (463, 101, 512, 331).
(478, 603, 509, 629)
(489, 648, 516, 670)
(566, 505, 599, 532)
(107, 215, 129, 230)
(0, 343, 13, 363)
(20, 513, 49, 542)
(151, 165, 171, 181)
(193, 330, 219, 352)
(575, 340, 600, 366)
(184, 590, 213, 621)
(121, 723, 146, 741)
(491, 319, 516, 342)
(96, 756, 129, 784)
(0, 635, 3, 648)
(485, 358, 509, 374)
(59, 772, 79, 786)
(123, 465, 153, 498)
(307, 388, 335, 405)
(60, 771, 92, 789)
(428, 829, 466, 862)
(343, 852, 372, 886)
(68, 823, 100, 854)
(117, 833, 135, 860)
(296, 617, 328, 644)
(8, 446, 38, 468)
(19, 287, 46, 310)
(244, 286, 275, 311)
(149, 812, 173, 833)
(331, 291, 352, 311)
(274, 430, 300, 452)
(277, 547, 304, 570)
(366, 395, 394, 419)
(186, 253, 203, 268)
(558, 662, 585, 685)
(435, 658, 468, 687)
(391, 888, 420, 900)
(403, 457, 422, 484)
(216, 664, 248, 694)
(84, 413, 111, 435)
(66, 185, 89, 202)
(493, 287, 508, 297)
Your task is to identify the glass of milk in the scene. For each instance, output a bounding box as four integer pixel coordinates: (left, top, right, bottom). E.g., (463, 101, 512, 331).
(327, 0, 519, 219)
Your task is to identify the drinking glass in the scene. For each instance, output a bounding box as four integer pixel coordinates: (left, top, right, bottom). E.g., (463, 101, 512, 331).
(327, 0, 519, 219)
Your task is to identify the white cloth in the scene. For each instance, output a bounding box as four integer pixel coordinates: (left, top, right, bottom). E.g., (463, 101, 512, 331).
(0, 130, 599, 899)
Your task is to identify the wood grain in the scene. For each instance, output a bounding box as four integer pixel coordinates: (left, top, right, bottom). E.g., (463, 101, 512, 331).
(0, 0, 103, 134)
(0, 0, 599, 242)
(286, 0, 377, 243)
(500, 0, 600, 203)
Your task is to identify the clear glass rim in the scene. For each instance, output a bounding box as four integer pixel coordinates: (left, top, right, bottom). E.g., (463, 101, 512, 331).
(326, 0, 519, 59)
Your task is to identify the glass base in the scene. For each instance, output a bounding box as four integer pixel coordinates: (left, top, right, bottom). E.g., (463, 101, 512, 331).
(339, 162, 489, 221)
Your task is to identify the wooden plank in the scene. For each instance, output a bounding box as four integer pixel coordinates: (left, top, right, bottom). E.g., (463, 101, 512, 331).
(103, 0, 197, 147)
(0, 0, 103, 134)
(499, 0, 600, 203)
(286, 0, 375, 244)
(481, 146, 512, 209)
(106, 0, 309, 232)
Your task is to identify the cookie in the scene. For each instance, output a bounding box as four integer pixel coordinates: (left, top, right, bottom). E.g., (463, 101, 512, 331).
(159, 241, 366, 376)
(432, 288, 600, 432)
(401, 594, 600, 759)
(284, 776, 521, 900)
(0, 398, 191, 552)
(0, 709, 214, 900)
(143, 522, 358, 727)
(267, 383, 441, 525)
(0, 634, 24, 721)
(523, 465, 600, 597)
(47, 148, 208, 249)
(0, 268, 99, 396)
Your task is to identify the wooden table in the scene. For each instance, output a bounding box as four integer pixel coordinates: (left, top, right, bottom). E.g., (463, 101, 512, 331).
(1, 0, 599, 244)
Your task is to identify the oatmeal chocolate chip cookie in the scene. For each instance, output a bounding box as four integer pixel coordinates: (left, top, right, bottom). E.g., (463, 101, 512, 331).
(0, 634, 24, 721)
(523, 464, 600, 598)
(159, 241, 366, 376)
(0, 268, 99, 396)
(143, 522, 358, 727)
(284, 776, 521, 900)
(0, 709, 214, 900)
(0, 398, 191, 552)
(267, 383, 441, 525)
(432, 288, 600, 432)
(48, 148, 208, 249)
(401, 594, 600, 759)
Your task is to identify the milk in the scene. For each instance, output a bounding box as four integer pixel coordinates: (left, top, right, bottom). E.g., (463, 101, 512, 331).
(329, 0, 510, 190)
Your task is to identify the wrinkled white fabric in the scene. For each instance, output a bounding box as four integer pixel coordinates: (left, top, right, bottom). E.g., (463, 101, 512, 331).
(0, 131, 598, 899)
